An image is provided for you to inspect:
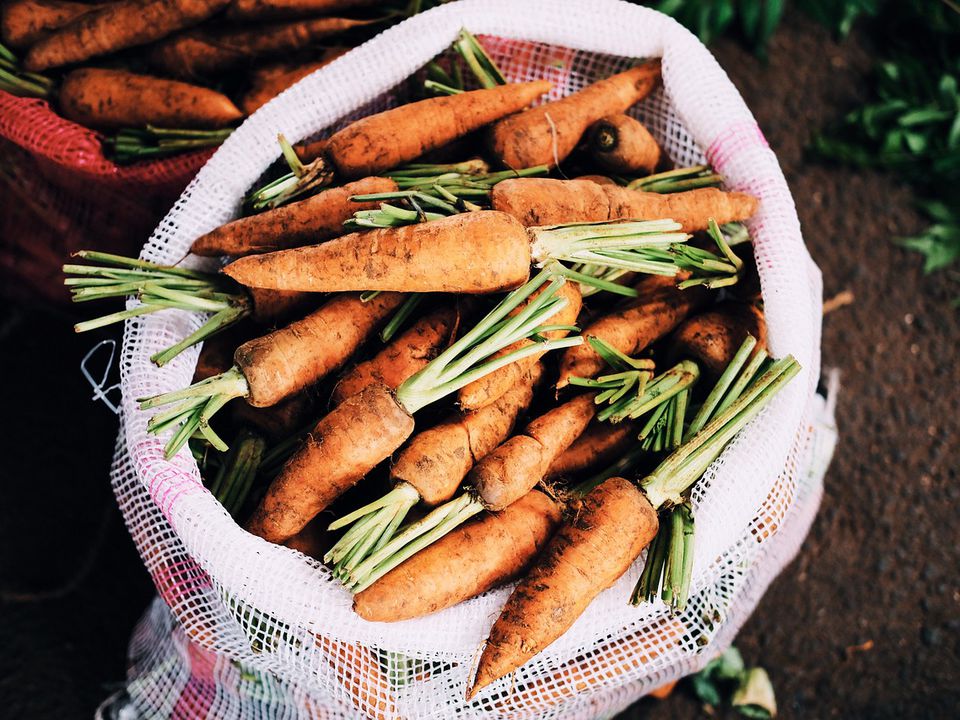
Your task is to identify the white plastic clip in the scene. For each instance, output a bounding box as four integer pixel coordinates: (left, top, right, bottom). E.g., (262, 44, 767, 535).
(81, 339, 122, 415)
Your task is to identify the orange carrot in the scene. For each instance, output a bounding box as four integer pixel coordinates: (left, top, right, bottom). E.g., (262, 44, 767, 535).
(470, 392, 597, 511)
(488, 61, 661, 169)
(587, 114, 661, 175)
(148, 17, 375, 79)
(240, 48, 348, 114)
(390, 363, 543, 506)
(545, 418, 638, 480)
(353, 490, 563, 622)
(0, 0, 103, 49)
(227, 0, 378, 21)
(236, 292, 402, 407)
(24, 0, 230, 72)
(222, 210, 532, 294)
(331, 304, 457, 405)
(244, 287, 317, 324)
(468, 476, 659, 697)
(458, 280, 581, 411)
(492, 178, 760, 232)
(245, 382, 414, 543)
(58, 68, 242, 130)
(323, 80, 552, 179)
(669, 302, 767, 376)
(191, 177, 397, 257)
(557, 275, 709, 387)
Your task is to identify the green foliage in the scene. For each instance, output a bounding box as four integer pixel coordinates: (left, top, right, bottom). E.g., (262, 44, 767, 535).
(647, 0, 785, 53)
(794, 0, 883, 37)
(691, 647, 778, 718)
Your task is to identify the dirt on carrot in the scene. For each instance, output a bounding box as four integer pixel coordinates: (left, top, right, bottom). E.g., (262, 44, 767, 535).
(545, 418, 639, 480)
(669, 302, 767, 376)
(0, 0, 103, 49)
(587, 113, 661, 175)
(240, 49, 347, 115)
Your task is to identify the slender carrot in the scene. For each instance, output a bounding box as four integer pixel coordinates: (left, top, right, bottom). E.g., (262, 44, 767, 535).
(1, 0, 104, 49)
(24, 0, 231, 71)
(544, 419, 639, 480)
(240, 49, 348, 114)
(488, 61, 661, 169)
(227, 0, 379, 22)
(669, 302, 767, 376)
(149, 17, 375, 79)
(492, 178, 760, 233)
(59, 68, 243, 130)
(191, 177, 398, 257)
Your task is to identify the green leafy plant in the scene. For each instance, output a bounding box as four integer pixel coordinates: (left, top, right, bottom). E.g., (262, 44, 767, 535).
(645, 0, 786, 53)
(691, 646, 778, 718)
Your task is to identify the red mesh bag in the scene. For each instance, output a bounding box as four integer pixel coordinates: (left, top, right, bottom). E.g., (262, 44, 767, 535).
(0, 89, 212, 305)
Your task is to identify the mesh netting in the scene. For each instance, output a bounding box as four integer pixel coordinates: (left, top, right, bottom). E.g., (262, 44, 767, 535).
(0, 91, 211, 304)
(108, 1, 832, 717)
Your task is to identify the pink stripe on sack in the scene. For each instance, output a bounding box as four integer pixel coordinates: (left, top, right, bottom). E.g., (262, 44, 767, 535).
(706, 121, 769, 174)
(134, 438, 204, 520)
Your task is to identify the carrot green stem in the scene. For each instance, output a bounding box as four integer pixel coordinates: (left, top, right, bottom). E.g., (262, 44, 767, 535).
(107, 126, 233, 164)
(625, 165, 723, 194)
(139, 366, 249, 459)
(395, 267, 582, 414)
(246, 133, 334, 212)
(685, 335, 757, 440)
(380, 293, 424, 342)
(210, 430, 267, 518)
(64, 252, 250, 365)
(454, 28, 505, 88)
(0, 43, 53, 98)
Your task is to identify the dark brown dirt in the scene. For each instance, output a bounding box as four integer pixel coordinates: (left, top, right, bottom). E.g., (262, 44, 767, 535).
(0, 7, 957, 719)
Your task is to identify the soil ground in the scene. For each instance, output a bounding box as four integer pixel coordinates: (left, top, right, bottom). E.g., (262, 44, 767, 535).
(0, 8, 957, 719)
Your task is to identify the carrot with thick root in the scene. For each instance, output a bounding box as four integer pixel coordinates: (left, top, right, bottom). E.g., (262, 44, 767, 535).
(545, 418, 639, 480)
(492, 177, 760, 233)
(587, 114, 661, 175)
(192, 177, 397, 257)
(64, 252, 316, 367)
(139, 292, 403, 457)
(669, 302, 767, 377)
(557, 275, 709, 387)
(488, 61, 661, 169)
(459, 281, 580, 411)
(331, 304, 458, 404)
(0, 0, 103, 48)
(222, 210, 692, 294)
(323, 80, 552, 179)
(24, 0, 230, 71)
(227, 0, 378, 21)
(353, 490, 562, 622)
(325, 364, 543, 580)
(236, 271, 582, 545)
(469, 355, 803, 697)
(240, 48, 347, 114)
(149, 16, 373, 79)
(59, 68, 243, 130)
(469, 476, 659, 697)
(338, 392, 596, 592)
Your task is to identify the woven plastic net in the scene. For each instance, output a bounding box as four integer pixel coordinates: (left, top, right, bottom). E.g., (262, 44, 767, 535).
(0, 92, 211, 304)
(109, 1, 835, 717)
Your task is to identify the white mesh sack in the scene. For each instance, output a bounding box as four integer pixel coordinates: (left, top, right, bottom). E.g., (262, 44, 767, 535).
(108, 1, 835, 717)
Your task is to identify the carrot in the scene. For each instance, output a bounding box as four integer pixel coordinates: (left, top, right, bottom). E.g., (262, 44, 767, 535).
(294, 137, 327, 164)
(232, 391, 314, 440)
(669, 302, 767, 377)
(468, 476, 659, 697)
(240, 48, 347, 114)
(492, 178, 760, 233)
(244, 287, 316, 324)
(138, 291, 404, 457)
(24, 0, 231, 72)
(322, 80, 552, 179)
(0, 0, 103, 49)
(222, 210, 690, 294)
(232, 272, 581, 545)
(353, 490, 562, 622)
(457, 281, 581, 411)
(575, 174, 617, 185)
(58, 68, 243, 130)
(331, 304, 457, 404)
(391, 363, 542, 506)
(488, 61, 661, 169)
(222, 210, 532, 294)
(557, 274, 709, 387)
(227, 0, 378, 21)
(191, 177, 397, 257)
(469, 356, 803, 696)
(587, 114, 661, 175)
(149, 17, 375, 79)
(283, 516, 329, 559)
(324, 364, 543, 580)
(545, 418, 638, 480)
(470, 392, 597, 511)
